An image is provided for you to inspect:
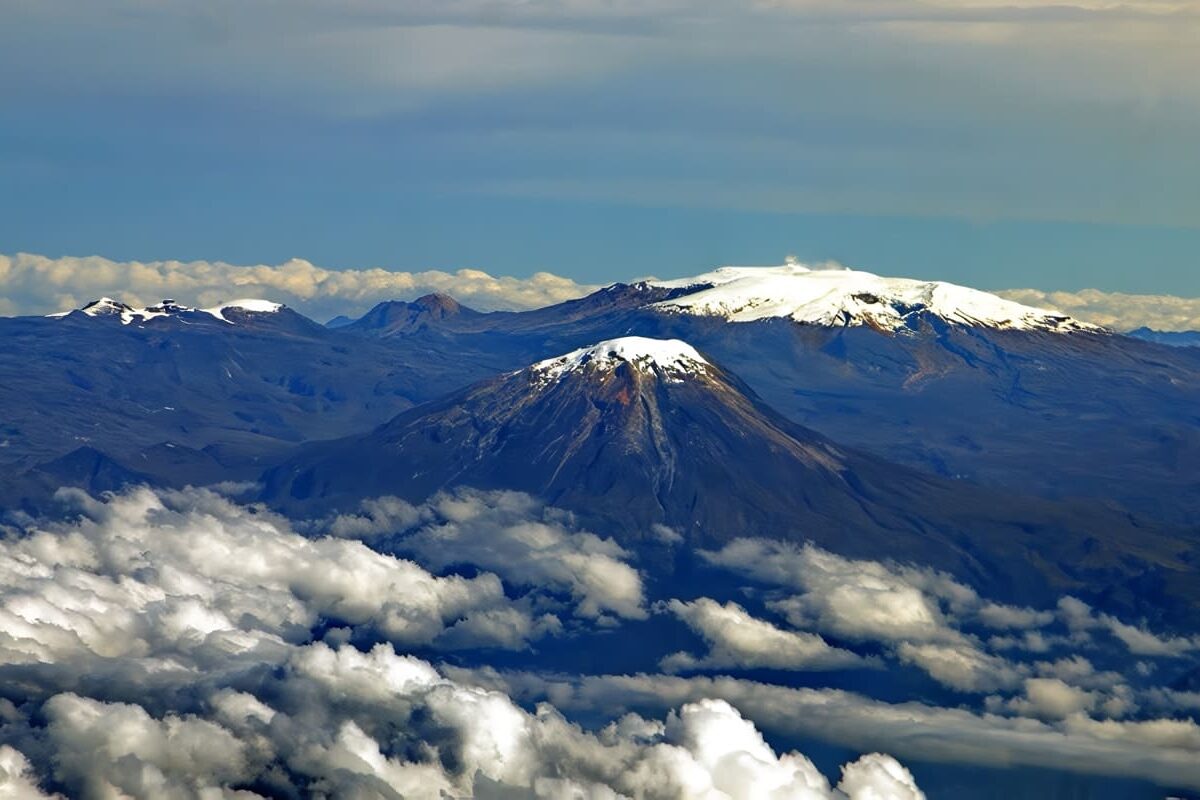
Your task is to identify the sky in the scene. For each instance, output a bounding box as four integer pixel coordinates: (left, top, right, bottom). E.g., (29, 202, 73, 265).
(2, 0, 1200, 298)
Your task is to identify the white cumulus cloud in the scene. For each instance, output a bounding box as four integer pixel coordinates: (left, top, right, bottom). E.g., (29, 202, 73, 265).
(703, 539, 1024, 648)
(0, 485, 557, 705)
(0, 486, 926, 799)
(700, 539, 1197, 699)
(659, 598, 873, 674)
(997, 288, 1200, 332)
(0, 252, 596, 321)
(0, 746, 60, 800)
(320, 488, 648, 622)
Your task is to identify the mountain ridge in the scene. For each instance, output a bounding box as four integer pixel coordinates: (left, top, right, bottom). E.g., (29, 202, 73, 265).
(647, 263, 1099, 334)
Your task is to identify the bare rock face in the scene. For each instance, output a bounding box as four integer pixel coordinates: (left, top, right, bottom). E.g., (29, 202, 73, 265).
(344, 293, 480, 336)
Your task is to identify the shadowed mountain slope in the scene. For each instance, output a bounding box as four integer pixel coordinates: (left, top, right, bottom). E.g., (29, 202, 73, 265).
(263, 337, 1200, 616)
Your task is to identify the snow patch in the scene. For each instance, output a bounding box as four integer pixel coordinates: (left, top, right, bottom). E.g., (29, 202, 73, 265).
(649, 263, 1099, 333)
(530, 336, 710, 386)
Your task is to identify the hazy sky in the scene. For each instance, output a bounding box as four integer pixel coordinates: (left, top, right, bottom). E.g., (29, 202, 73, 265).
(2, 0, 1199, 293)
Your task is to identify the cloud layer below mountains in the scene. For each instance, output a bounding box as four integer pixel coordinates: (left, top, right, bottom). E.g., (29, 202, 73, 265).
(3, 251, 1199, 331)
(0, 486, 926, 799)
(2, 486, 1199, 795)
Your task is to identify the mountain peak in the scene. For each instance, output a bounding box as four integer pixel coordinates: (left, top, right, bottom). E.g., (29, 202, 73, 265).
(51, 297, 137, 319)
(51, 297, 284, 325)
(530, 336, 711, 385)
(345, 294, 478, 335)
(203, 299, 283, 322)
(648, 263, 1099, 334)
(411, 292, 465, 314)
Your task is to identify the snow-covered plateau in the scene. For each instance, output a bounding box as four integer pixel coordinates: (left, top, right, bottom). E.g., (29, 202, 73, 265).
(648, 263, 1099, 333)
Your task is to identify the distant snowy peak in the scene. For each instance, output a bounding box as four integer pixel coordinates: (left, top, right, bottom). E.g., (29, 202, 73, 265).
(204, 299, 284, 322)
(648, 264, 1100, 334)
(51, 297, 284, 325)
(530, 336, 711, 386)
(73, 297, 135, 318)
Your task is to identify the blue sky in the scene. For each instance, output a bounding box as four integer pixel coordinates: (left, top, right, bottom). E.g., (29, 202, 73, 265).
(2, 0, 1199, 294)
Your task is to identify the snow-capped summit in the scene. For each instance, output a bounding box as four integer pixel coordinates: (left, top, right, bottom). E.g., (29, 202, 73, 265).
(648, 262, 1098, 334)
(203, 299, 284, 322)
(74, 297, 136, 318)
(50, 297, 284, 325)
(530, 336, 711, 385)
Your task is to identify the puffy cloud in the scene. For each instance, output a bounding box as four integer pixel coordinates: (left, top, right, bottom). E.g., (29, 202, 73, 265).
(325, 489, 647, 621)
(1058, 597, 1200, 657)
(704, 540, 1051, 650)
(6, 641, 926, 799)
(0, 485, 556, 705)
(659, 598, 872, 674)
(0, 486, 925, 799)
(997, 288, 1200, 333)
(1102, 617, 1200, 658)
(43, 693, 255, 799)
(280, 656, 912, 800)
(1033, 656, 1124, 692)
(319, 495, 425, 540)
(837, 753, 925, 800)
(994, 671, 1138, 722)
(998, 678, 1099, 721)
(658, 698, 834, 799)
(699, 539, 1200, 701)
(704, 540, 968, 645)
(0, 746, 59, 799)
(701, 540, 1039, 692)
(895, 643, 1024, 693)
(0, 252, 596, 320)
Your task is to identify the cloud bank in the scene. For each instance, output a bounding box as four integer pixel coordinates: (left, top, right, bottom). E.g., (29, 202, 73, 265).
(498, 671, 1200, 792)
(0, 490, 1195, 795)
(0, 486, 559, 706)
(0, 252, 596, 321)
(997, 288, 1200, 332)
(0, 486, 924, 799)
(697, 538, 1186, 727)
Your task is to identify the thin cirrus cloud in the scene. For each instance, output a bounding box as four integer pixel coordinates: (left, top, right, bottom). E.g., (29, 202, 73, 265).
(5, 0, 1200, 229)
(5, 0, 1200, 294)
(4, 251, 1200, 331)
